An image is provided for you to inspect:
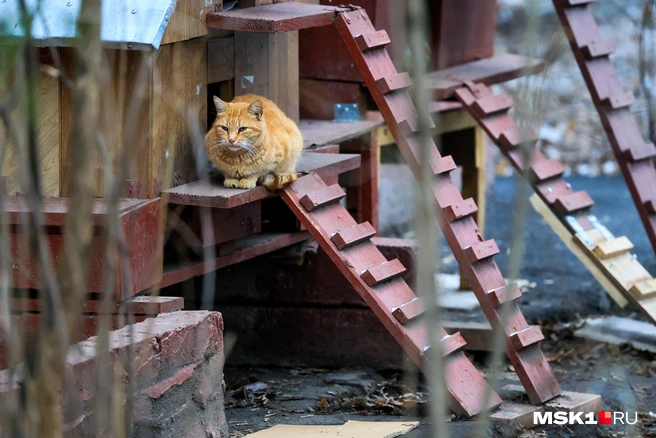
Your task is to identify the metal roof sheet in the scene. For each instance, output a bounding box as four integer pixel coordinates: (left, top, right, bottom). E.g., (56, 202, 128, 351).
(0, 0, 178, 50)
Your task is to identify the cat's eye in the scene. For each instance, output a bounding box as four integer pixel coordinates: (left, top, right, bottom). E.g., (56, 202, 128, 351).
(220, 125, 228, 132)
(238, 127, 247, 133)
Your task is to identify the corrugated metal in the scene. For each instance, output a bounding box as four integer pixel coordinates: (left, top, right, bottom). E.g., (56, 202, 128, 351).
(0, 0, 178, 50)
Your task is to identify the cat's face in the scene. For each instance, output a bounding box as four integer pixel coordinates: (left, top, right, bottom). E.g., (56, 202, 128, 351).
(207, 96, 265, 155)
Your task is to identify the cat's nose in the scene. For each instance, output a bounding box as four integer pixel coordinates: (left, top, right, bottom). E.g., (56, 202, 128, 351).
(228, 138, 235, 144)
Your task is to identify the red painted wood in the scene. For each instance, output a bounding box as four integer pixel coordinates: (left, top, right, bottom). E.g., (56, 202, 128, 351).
(444, 198, 478, 222)
(281, 172, 502, 416)
(471, 94, 513, 118)
(601, 91, 635, 109)
(510, 326, 545, 350)
(425, 54, 545, 100)
(161, 232, 310, 288)
(164, 152, 360, 209)
(437, 332, 467, 357)
(8, 198, 161, 300)
(331, 222, 376, 250)
(435, 156, 457, 175)
(392, 297, 424, 324)
(334, 9, 561, 405)
(300, 184, 346, 211)
(623, 142, 656, 162)
(361, 259, 406, 287)
(206, 3, 346, 33)
(355, 30, 391, 51)
(554, 191, 595, 215)
(530, 159, 566, 183)
(376, 72, 413, 94)
(581, 40, 615, 59)
(553, 0, 656, 254)
(488, 284, 522, 307)
(499, 126, 539, 152)
(465, 240, 500, 263)
(10, 296, 183, 315)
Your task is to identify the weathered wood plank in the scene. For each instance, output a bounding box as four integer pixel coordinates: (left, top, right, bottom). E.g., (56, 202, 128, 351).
(207, 3, 345, 33)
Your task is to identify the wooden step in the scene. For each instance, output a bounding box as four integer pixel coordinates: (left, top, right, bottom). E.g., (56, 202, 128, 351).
(581, 40, 615, 59)
(554, 191, 595, 215)
(499, 127, 539, 152)
(361, 259, 406, 287)
(623, 142, 656, 162)
(164, 152, 359, 209)
(355, 30, 391, 51)
(629, 279, 656, 300)
(509, 326, 545, 350)
(424, 54, 545, 100)
(565, 0, 594, 6)
(646, 199, 656, 215)
(443, 198, 478, 222)
(424, 332, 467, 357)
(471, 94, 513, 118)
(601, 91, 635, 110)
(206, 3, 346, 33)
(301, 119, 382, 149)
(434, 156, 457, 175)
(331, 222, 376, 250)
(464, 240, 500, 263)
(487, 283, 522, 307)
(376, 72, 413, 94)
(392, 297, 424, 324)
(529, 159, 566, 183)
(300, 184, 346, 211)
(398, 116, 436, 137)
(593, 236, 634, 259)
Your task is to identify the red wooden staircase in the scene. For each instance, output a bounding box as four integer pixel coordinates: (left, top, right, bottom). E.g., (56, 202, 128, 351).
(332, 7, 561, 405)
(553, 0, 656, 256)
(282, 172, 501, 416)
(454, 82, 656, 323)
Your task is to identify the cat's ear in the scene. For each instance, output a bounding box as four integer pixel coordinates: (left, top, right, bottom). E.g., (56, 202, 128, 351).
(213, 96, 227, 115)
(248, 100, 264, 121)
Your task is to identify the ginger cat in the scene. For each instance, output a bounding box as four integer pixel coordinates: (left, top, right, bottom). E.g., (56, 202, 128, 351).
(205, 94, 303, 190)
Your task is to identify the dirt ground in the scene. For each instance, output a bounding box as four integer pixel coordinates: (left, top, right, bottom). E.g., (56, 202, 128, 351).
(224, 333, 655, 438)
(224, 176, 656, 437)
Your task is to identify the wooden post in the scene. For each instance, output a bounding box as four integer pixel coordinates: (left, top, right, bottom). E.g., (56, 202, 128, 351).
(342, 128, 380, 233)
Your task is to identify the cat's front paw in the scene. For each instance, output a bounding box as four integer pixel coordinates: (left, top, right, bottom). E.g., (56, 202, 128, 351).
(225, 178, 257, 189)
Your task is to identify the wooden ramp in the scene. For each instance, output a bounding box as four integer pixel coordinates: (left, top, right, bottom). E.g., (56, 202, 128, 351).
(553, 0, 656, 257)
(332, 8, 561, 405)
(454, 82, 656, 324)
(281, 172, 501, 417)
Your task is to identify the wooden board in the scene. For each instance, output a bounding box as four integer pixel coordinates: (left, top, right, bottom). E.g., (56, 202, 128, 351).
(529, 194, 628, 307)
(164, 151, 360, 208)
(234, 31, 300, 122)
(425, 54, 546, 100)
(151, 38, 208, 196)
(300, 119, 382, 149)
(208, 36, 236, 84)
(2, 197, 145, 226)
(1, 71, 60, 196)
(207, 3, 346, 33)
(161, 0, 217, 45)
(161, 232, 310, 287)
(10, 296, 183, 315)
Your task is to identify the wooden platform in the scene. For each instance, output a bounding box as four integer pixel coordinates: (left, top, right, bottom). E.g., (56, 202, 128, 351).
(425, 54, 545, 100)
(163, 151, 360, 209)
(300, 119, 382, 149)
(206, 3, 347, 33)
(162, 232, 309, 287)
